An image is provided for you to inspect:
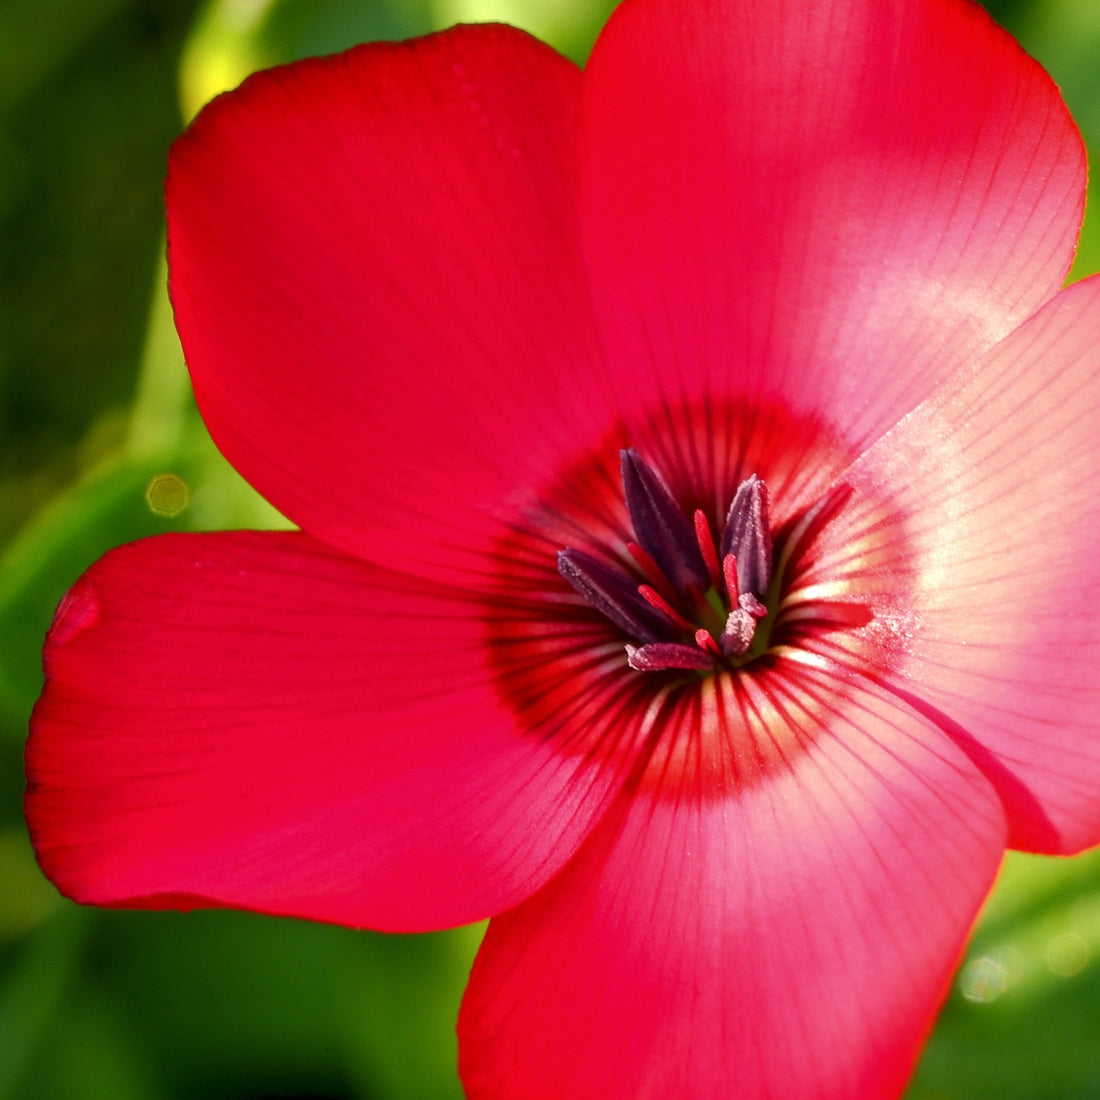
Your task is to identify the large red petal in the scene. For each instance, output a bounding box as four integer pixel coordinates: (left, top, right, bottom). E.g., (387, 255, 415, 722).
(459, 662, 1005, 1099)
(580, 0, 1085, 451)
(822, 276, 1100, 854)
(168, 26, 611, 580)
(26, 532, 647, 931)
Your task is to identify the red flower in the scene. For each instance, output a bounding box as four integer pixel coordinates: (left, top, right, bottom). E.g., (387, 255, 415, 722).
(25, 0, 1100, 1095)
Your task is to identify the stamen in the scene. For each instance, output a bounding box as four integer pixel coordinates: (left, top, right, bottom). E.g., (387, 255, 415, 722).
(775, 599, 873, 631)
(720, 607, 757, 657)
(720, 474, 772, 600)
(638, 585, 696, 633)
(557, 548, 667, 643)
(626, 540, 679, 605)
(694, 628, 723, 658)
(556, 453, 798, 674)
(693, 509, 723, 590)
(721, 552, 740, 603)
(621, 449, 709, 594)
(626, 642, 715, 672)
(739, 592, 767, 619)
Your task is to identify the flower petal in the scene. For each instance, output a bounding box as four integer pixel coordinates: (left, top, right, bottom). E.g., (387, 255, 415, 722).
(459, 662, 1006, 1099)
(26, 532, 646, 930)
(826, 276, 1100, 854)
(580, 0, 1085, 450)
(168, 26, 610, 579)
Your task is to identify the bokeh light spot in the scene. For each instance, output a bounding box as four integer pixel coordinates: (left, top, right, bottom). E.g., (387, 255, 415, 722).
(145, 473, 191, 516)
(959, 952, 1014, 1004)
(1046, 932, 1090, 978)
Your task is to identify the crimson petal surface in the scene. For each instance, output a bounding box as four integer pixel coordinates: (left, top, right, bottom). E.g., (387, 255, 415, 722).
(579, 0, 1085, 455)
(459, 661, 1006, 1099)
(168, 25, 610, 581)
(26, 532, 649, 930)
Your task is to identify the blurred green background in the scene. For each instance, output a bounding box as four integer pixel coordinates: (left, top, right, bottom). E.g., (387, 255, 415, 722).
(2, 0, 1100, 1096)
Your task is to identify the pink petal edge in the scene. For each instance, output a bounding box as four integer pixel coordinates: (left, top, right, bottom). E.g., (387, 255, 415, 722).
(824, 275, 1100, 854)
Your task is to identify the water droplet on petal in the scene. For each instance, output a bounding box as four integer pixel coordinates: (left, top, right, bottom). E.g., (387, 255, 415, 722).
(49, 579, 100, 645)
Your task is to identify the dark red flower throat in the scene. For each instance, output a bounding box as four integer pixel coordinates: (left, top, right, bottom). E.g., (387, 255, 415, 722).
(559, 450, 779, 673)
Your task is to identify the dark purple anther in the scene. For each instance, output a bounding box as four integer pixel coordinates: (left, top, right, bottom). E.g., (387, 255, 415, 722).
(626, 642, 715, 672)
(620, 449, 710, 595)
(719, 475, 773, 600)
(557, 548, 668, 644)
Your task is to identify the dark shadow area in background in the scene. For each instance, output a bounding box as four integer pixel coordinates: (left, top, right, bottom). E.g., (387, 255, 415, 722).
(0, 0, 202, 515)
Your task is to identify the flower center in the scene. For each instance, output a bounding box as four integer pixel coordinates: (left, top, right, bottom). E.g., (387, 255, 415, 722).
(558, 449, 781, 673)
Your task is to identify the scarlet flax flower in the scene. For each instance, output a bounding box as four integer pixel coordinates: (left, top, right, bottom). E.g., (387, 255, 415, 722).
(25, 0, 1100, 1095)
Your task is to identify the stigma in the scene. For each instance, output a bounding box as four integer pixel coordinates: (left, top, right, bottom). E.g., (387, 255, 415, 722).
(558, 450, 774, 673)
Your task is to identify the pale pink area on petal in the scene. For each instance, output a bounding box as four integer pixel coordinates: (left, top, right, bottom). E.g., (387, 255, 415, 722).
(581, 0, 1085, 452)
(460, 662, 1005, 1099)
(823, 277, 1100, 853)
(168, 26, 611, 580)
(26, 532, 649, 930)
